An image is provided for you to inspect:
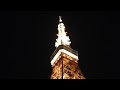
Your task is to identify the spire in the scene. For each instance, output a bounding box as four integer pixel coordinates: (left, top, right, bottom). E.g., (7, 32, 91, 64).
(55, 16, 71, 47)
(59, 16, 62, 22)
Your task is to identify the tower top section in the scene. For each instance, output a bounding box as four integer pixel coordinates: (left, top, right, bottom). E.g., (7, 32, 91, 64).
(55, 16, 71, 47)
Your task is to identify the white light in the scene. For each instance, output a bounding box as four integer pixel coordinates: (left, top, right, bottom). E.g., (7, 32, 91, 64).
(51, 49, 78, 66)
(55, 16, 71, 47)
(51, 50, 61, 66)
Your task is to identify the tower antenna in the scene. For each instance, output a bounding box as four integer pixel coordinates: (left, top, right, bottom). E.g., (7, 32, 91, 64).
(59, 16, 62, 22)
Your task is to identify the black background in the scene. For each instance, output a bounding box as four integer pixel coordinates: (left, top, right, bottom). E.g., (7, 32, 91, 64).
(0, 11, 120, 79)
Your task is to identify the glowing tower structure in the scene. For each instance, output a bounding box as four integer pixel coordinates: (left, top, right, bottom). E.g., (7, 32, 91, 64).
(50, 16, 85, 79)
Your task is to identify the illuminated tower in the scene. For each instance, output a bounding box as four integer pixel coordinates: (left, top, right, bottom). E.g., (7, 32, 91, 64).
(50, 16, 85, 79)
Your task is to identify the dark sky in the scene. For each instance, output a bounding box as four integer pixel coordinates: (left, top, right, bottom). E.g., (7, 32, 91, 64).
(0, 11, 120, 79)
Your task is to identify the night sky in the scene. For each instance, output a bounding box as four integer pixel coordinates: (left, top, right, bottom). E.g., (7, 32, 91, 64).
(1, 11, 120, 79)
